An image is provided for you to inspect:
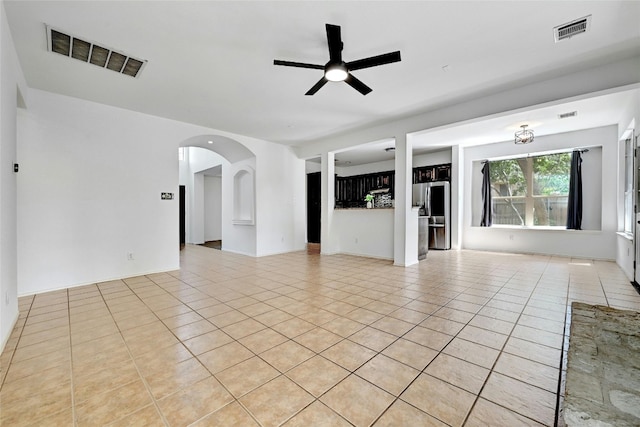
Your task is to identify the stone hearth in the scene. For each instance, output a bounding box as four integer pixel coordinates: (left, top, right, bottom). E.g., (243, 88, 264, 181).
(564, 302, 640, 426)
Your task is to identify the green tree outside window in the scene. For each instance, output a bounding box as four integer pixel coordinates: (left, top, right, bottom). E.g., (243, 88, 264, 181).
(489, 153, 571, 226)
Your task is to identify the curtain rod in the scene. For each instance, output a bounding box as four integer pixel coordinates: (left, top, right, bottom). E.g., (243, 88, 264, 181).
(481, 147, 590, 163)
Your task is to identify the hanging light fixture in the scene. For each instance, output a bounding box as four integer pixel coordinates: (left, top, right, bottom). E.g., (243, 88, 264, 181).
(515, 124, 534, 144)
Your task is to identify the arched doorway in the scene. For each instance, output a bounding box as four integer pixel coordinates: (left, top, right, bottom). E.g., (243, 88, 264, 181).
(178, 135, 256, 256)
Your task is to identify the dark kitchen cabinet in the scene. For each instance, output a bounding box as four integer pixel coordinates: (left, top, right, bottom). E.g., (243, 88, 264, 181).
(413, 163, 451, 184)
(332, 163, 451, 207)
(335, 170, 395, 208)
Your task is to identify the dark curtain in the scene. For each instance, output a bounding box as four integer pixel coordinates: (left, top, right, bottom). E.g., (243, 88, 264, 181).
(566, 151, 583, 230)
(480, 162, 492, 227)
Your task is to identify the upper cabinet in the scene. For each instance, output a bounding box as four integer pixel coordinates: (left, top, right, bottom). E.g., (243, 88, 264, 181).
(335, 170, 395, 208)
(413, 163, 451, 183)
(333, 163, 452, 207)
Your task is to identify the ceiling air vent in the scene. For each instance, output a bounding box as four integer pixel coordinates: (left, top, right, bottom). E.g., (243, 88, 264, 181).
(558, 111, 578, 119)
(47, 25, 147, 78)
(554, 15, 591, 42)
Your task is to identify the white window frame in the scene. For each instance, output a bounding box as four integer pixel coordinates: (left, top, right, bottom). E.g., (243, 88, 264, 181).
(491, 153, 571, 228)
(623, 137, 634, 236)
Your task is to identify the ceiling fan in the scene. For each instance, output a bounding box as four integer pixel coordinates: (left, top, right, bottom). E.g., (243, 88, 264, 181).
(274, 24, 401, 96)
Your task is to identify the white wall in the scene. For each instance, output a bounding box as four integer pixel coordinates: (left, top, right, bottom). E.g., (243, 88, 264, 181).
(255, 145, 306, 256)
(18, 90, 183, 295)
(414, 149, 452, 168)
(204, 175, 222, 241)
(0, 1, 27, 351)
(336, 159, 395, 177)
(333, 209, 395, 259)
(191, 173, 205, 244)
(189, 147, 224, 174)
(615, 90, 639, 280)
(17, 89, 306, 295)
(305, 160, 321, 174)
(463, 126, 617, 259)
(178, 148, 190, 185)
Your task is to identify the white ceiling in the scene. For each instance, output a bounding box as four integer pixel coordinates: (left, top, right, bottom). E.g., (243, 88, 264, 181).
(4, 1, 640, 158)
(328, 89, 638, 166)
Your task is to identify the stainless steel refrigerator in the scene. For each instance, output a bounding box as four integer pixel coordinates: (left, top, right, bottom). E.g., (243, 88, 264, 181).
(412, 181, 451, 250)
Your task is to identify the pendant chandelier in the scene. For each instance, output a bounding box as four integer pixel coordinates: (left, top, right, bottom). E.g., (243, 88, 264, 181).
(515, 124, 534, 144)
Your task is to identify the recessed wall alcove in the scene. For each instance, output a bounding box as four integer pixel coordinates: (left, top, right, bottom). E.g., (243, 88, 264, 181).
(233, 166, 255, 225)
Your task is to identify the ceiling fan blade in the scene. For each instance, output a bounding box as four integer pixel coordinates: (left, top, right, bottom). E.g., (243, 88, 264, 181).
(274, 60, 324, 70)
(326, 24, 343, 62)
(347, 51, 401, 71)
(345, 74, 372, 95)
(305, 77, 328, 95)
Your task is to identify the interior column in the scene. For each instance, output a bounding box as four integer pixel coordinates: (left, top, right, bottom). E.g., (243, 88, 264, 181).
(451, 145, 462, 249)
(394, 134, 418, 266)
(320, 152, 337, 255)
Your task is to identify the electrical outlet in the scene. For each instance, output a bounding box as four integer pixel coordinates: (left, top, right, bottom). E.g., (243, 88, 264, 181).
(127, 252, 134, 261)
(355, 237, 358, 244)
(509, 234, 514, 241)
(5, 292, 8, 305)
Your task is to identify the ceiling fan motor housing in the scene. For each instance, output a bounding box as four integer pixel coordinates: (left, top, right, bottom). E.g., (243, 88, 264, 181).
(325, 61, 348, 81)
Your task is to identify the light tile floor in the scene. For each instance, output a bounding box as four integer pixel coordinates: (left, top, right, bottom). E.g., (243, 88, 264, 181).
(1, 245, 640, 426)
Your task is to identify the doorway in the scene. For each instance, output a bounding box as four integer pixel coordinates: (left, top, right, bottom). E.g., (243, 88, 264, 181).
(179, 185, 186, 249)
(307, 172, 321, 243)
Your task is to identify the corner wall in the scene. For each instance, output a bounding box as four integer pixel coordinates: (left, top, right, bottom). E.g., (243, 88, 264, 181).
(255, 145, 306, 256)
(615, 90, 639, 280)
(17, 90, 184, 295)
(17, 88, 307, 295)
(0, 1, 27, 351)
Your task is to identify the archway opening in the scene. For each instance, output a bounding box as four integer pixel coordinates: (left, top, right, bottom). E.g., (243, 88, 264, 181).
(178, 135, 256, 256)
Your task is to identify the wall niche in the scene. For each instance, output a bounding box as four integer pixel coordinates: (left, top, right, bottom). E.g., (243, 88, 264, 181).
(233, 166, 255, 225)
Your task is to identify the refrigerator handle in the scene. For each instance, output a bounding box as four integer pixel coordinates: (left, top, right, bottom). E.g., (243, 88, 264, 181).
(425, 186, 431, 216)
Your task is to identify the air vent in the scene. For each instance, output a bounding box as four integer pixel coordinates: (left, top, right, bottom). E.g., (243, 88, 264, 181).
(558, 111, 578, 119)
(47, 25, 146, 78)
(554, 15, 591, 42)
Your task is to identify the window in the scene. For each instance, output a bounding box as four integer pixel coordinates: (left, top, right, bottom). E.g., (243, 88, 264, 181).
(624, 138, 634, 235)
(490, 152, 571, 226)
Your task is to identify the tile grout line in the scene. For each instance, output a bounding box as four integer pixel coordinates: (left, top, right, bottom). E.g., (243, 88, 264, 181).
(97, 278, 172, 427)
(160, 267, 435, 425)
(171, 256, 552, 426)
(0, 295, 35, 425)
(369, 264, 528, 427)
(133, 274, 254, 426)
(0, 295, 34, 391)
(5, 248, 633, 426)
(136, 274, 267, 426)
(66, 288, 79, 427)
(459, 260, 556, 427)
(554, 275, 572, 427)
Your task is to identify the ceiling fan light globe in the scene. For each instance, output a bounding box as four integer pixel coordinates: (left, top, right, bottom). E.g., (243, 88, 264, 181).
(325, 65, 348, 82)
